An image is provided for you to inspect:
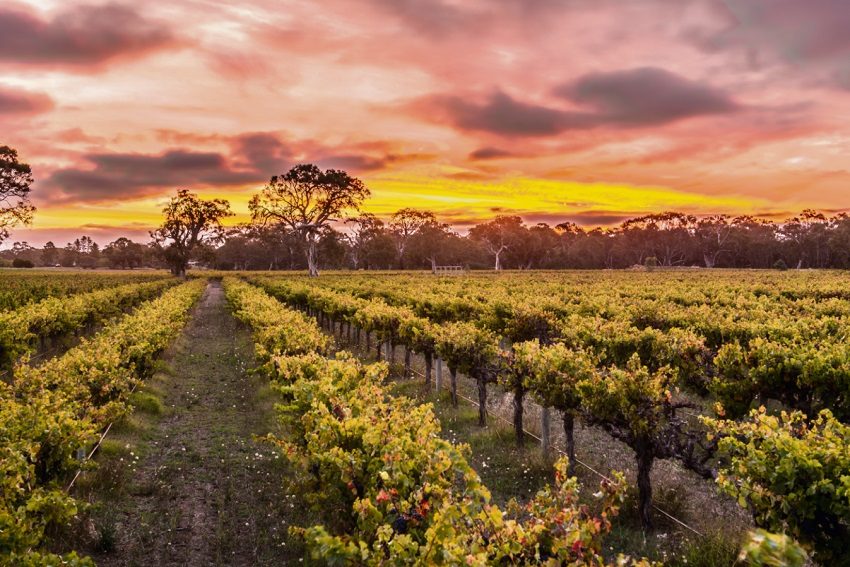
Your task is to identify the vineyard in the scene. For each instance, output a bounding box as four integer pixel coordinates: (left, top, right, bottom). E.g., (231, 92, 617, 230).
(1, 269, 847, 566)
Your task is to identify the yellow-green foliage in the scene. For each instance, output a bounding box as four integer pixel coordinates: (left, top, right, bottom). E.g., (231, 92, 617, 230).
(705, 408, 850, 564)
(0, 279, 204, 563)
(0, 278, 175, 369)
(230, 278, 653, 566)
(738, 529, 807, 567)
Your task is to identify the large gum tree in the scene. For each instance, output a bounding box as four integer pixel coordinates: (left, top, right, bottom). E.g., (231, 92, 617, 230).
(151, 188, 233, 277)
(250, 164, 369, 277)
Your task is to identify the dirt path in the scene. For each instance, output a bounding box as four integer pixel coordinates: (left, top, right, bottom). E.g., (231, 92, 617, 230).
(86, 281, 302, 566)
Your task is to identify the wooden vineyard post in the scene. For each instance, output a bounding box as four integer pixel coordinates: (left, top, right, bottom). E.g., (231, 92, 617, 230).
(435, 357, 443, 392)
(450, 367, 458, 407)
(477, 376, 487, 426)
(541, 406, 551, 457)
(513, 385, 525, 447)
(425, 352, 433, 389)
(404, 346, 411, 378)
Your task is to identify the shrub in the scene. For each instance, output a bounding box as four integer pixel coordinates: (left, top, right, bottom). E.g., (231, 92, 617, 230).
(12, 258, 34, 268)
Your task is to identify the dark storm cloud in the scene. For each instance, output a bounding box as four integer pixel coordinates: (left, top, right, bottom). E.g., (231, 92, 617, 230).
(39, 132, 436, 204)
(316, 151, 435, 172)
(0, 85, 53, 115)
(555, 67, 739, 126)
(43, 149, 261, 203)
(418, 91, 595, 136)
(418, 68, 739, 137)
(368, 0, 469, 36)
(0, 3, 176, 67)
(365, 0, 583, 37)
(230, 132, 294, 174)
(469, 147, 516, 160)
(316, 154, 389, 172)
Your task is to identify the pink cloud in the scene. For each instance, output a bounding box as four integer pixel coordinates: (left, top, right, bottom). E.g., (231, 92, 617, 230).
(0, 2, 178, 70)
(0, 85, 53, 115)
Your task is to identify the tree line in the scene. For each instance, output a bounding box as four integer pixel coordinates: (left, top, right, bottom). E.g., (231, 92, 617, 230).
(3, 144, 850, 273)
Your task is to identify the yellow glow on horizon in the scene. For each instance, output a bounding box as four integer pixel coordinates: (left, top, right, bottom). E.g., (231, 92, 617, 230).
(25, 175, 772, 233)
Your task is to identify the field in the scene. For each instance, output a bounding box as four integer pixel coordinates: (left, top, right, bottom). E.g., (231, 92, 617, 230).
(2, 269, 847, 566)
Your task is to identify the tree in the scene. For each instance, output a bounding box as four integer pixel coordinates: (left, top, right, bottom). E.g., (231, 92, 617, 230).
(728, 216, 778, 268)
(74, 236, 99, 269)
(250, 164, 369, 276)
(151, 189, 233, 277)
(780, 210, 829, 268)
(11, 241, 35, 260)
(389, 208, 435, 268)
(41, 241, 58, 266)
(60, 242, 77, 267)
(0, 146, 36, 246)
(345, 214, 395, 270)
(468, 215, 527, 270)
(104, 237, 145, 269)
(519, 223, 560, 268)
(408, 220, 459, 272)
(828, 214, 850, 268)
(619, 212, 697, 266)
(235, 222, 306, 270)
(696, 215, 732, 268)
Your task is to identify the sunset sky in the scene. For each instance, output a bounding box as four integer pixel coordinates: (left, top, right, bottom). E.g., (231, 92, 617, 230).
(2, 0, 850, 246)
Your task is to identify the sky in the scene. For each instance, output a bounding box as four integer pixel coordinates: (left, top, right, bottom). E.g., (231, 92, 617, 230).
(2, 0, 850, 246)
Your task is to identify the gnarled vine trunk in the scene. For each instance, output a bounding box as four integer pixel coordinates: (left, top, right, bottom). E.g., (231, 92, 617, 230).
(513, 384, 525, 446)
(476, 375, 487, 426)
(562, 411, 575, 475)
(636, 438, 655, 530)
(424, 352, 433, 389)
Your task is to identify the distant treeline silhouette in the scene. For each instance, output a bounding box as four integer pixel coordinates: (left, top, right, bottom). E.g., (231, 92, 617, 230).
(4, 209, 850, 271)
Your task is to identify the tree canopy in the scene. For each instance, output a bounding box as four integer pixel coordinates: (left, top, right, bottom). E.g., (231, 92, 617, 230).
(250, 164, 369, 276)
(0, 146, 35, 245)
(150, 188, 233, 276)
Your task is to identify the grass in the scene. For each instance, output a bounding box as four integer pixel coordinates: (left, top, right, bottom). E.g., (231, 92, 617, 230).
(390, 379, 554, 505)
